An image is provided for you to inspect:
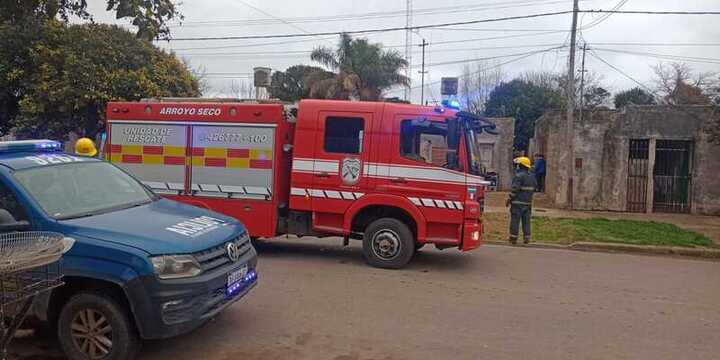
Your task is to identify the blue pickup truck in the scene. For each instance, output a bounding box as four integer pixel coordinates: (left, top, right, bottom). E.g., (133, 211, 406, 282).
(0, 140, 257, 359)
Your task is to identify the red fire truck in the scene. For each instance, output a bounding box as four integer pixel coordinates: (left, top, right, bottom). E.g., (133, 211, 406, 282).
(105, 99, 497, 268)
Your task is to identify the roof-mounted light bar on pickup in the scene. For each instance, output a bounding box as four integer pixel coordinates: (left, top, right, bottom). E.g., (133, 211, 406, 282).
(0, 140, 62, 153)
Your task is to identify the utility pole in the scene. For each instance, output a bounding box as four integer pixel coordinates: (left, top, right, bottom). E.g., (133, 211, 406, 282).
(418, 39, 428, 106)
(564, 0, 580, 208)
(578, 42, 588, 122)
(404, 0, 413, 102)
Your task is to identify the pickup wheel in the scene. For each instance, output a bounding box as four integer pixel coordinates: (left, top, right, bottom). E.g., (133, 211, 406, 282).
(363, 218, 415, 269)
(58, 292, 141, 360)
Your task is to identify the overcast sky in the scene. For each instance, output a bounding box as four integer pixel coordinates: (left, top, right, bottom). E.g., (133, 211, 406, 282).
(86, 0, 720, 104)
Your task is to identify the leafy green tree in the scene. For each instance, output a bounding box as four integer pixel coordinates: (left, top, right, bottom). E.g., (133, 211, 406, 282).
(10, 22, 198, 140)
(269, 65, 331, 102)
(0, 0, 180, 40)
(0, 23, 45, 135)
(484, 79, 563, 151)
(310, 34, 409, 101)
(613, 87, 656, 108)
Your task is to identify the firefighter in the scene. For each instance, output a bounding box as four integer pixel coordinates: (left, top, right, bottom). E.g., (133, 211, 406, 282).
(506, 156, 537, 244)
(74, 137, 98, 157)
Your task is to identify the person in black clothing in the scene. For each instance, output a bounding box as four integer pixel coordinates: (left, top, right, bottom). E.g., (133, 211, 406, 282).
(534, 154, 546, 193)
(506, 157, 537, 244)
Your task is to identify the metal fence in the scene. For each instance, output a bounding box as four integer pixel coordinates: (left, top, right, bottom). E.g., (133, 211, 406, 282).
(627, 139, 649, 213)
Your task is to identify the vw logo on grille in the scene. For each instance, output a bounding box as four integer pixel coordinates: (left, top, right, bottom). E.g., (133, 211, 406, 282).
(226, 242, 240, 262)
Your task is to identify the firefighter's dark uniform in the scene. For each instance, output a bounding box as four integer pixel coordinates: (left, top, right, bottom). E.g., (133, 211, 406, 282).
(508, 167, 537, 244)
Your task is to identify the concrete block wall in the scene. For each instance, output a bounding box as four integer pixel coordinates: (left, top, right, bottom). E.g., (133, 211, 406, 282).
(478, 117, 514, 191)
(532, 106, 720, 215)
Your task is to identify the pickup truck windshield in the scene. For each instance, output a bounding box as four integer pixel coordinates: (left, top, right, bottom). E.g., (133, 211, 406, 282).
(466, 128, 483, 175)
(14, 162, 154, 220)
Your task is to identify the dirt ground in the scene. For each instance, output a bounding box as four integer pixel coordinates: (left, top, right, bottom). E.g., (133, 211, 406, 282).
(484, 192, 720, 245)
(10, 240, 720, 360)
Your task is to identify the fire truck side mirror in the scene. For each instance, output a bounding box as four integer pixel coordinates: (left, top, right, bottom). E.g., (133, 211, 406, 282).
(446, 118, 459, 149)
(445, 117, 461, 170)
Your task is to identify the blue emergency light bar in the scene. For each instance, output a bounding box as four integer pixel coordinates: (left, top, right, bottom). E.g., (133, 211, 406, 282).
(441, 99, 462, 110)
(0, 140, 62, 153)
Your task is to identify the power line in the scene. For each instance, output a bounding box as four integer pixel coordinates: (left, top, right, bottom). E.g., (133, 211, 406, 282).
(168, 29, 569, 52)
(587, 49, 656, 94)
(167, 36, 340, 52)
(163, 9, 720, 42)
(162, 11, 575, 41)
(176, 43, 570, 58)
(590, 42, 720, 47)
(580, 0, 629, 30)
(427, 27, 569, 32)
(580, 10, 720, 15)
(591, 47, 720, 65)
(237, 0, 317, 38)
(420, 46, 567, 67)
(172, 0, 583, 27)
(402, 45, 563, 91)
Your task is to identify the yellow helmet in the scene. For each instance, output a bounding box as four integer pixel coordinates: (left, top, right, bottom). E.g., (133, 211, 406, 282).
(75, 137, 97, 157)
(513, 156, 532, 169)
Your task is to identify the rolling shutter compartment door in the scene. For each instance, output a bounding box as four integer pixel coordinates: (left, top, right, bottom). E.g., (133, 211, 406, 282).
(190, 124, 275, 200)
(109, 122, 188, 195)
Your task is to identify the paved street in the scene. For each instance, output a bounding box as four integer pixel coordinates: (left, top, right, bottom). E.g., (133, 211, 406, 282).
(14, 239, 720, 360)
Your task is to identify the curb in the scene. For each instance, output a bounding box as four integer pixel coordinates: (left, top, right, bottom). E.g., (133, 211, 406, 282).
(485, 240, 720, 259)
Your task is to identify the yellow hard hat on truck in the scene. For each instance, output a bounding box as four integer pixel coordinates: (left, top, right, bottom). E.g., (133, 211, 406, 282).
(75, 137, 97, 157)
(513, 156, 532, 169)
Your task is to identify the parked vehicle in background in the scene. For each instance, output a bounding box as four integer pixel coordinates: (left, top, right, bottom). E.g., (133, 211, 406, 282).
(106, 99, 497, 269)
(0, 140, 257, 360)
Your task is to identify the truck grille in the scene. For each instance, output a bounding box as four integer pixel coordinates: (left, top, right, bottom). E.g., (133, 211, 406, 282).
(193, 233, 252, 273)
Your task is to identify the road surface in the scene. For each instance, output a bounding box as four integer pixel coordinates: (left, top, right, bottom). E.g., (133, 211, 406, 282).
(13, 239, 720, 360)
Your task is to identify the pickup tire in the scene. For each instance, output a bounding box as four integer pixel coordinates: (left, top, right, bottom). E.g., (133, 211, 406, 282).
(57, 291, 141, 360)
(363, 218, 415, 269)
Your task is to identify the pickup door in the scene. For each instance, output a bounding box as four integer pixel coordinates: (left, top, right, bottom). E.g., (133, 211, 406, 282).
(310, 111, 375, 234)
(375, 113, 466, 245)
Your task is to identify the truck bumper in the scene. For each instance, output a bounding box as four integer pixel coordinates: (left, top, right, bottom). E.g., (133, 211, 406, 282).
(125, 248, 258, 340)
(460, 219, 483, 251)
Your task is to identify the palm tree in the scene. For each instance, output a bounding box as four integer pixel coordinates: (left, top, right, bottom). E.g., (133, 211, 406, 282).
(309, 34, 409, 101)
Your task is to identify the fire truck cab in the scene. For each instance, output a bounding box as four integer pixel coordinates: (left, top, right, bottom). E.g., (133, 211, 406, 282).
(107, 99, 496, 269)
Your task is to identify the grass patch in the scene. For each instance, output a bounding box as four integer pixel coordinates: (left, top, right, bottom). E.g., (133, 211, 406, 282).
(483, 213, 713, 248)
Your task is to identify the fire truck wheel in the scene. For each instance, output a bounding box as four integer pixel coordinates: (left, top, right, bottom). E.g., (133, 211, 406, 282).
(363, 218, 415, 269)
(58, 291, 141, 360)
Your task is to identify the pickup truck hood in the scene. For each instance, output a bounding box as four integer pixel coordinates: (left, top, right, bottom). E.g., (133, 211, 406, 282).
(60, 198, 245, 255)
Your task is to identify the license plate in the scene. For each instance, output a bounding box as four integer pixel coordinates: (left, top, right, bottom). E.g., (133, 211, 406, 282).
(226, 265, 248, 288)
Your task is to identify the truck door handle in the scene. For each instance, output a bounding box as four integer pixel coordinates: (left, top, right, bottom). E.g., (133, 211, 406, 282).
(315, 172, 330, 178)
(390, 177, 407, 183)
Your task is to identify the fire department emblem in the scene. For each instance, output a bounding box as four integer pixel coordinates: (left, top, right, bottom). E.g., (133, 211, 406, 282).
(341, 158, 362, 185)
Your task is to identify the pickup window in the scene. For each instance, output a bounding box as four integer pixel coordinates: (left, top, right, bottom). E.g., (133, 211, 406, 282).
(324, 117, 364, 154)
(400, 119, 455, 167)
(13, 162, 154, 220)
(0, 181, 28, 223)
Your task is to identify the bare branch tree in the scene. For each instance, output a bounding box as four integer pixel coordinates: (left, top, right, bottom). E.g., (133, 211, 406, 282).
(653, 62, 717, 105)
(459, 61, 505, 113)
(180, 57, 211, 95)
(228, 80, 255, 99)
(519, 71, 560, 91)
(519, 70, 610, 109)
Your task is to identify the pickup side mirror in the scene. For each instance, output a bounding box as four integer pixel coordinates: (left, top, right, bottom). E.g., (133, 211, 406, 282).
(446, 118, 459, 149)
(0, 220, 31, 232)
(0, 209, 31, 232)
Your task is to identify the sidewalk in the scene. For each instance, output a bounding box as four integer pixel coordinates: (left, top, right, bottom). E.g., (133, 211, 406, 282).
(485, 192, 720, 246)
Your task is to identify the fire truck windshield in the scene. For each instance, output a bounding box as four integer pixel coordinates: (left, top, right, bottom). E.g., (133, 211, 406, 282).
(466, 128, 483, 175)
(14, 162, 155, 220)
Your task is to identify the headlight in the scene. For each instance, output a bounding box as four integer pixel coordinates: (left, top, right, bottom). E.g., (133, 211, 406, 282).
(150, 255, 202, 279)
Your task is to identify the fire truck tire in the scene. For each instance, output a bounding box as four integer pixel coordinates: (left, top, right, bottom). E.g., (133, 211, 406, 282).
(363, 218, 415, 269)
(58, 291, 141, 360)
